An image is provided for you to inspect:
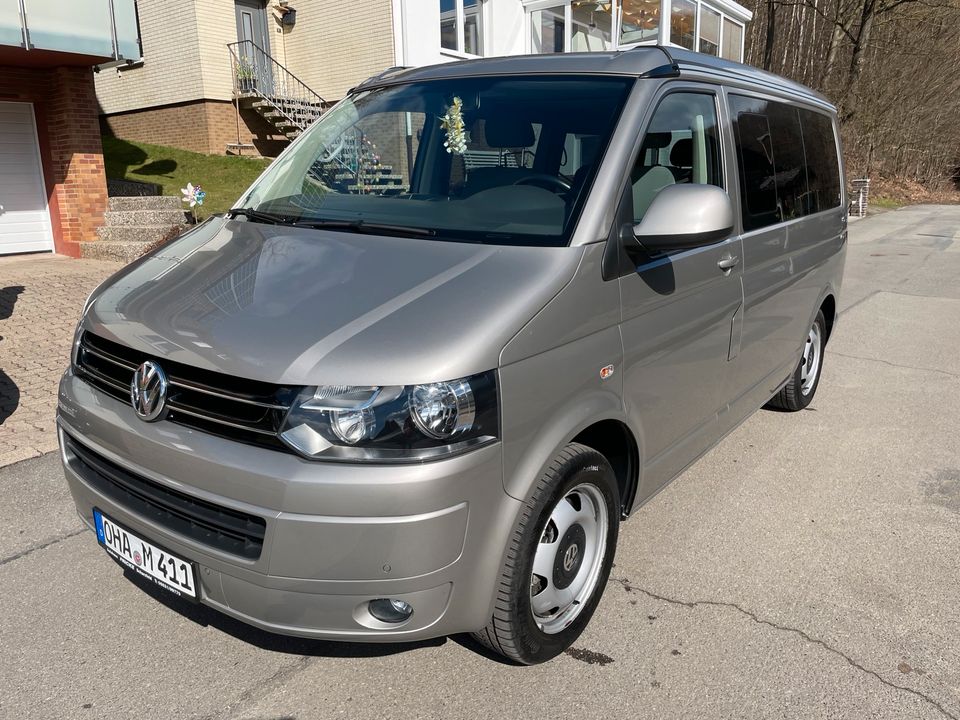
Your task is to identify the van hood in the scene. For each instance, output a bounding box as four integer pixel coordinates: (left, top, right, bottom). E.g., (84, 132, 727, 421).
(83, 218, 582, 386)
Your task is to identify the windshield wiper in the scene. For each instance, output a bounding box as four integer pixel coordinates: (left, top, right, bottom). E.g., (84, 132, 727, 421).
(292, 218, 436, 237)
(229, 209, 435, 237)
(228, 207, 299, 225)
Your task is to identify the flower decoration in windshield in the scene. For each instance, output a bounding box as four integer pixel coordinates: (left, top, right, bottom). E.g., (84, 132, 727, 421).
(440, 96, 467, 155)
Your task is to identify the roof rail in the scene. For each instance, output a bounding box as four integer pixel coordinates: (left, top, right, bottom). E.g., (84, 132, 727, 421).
(636, 45, 680, 79)
(352, 66, 412, 93)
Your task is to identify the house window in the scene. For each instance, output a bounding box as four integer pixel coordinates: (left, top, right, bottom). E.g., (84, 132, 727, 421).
(440, 0, 484, 55)
(670, 0, 697, 50)
(721, 16, 743, 60)
(571, 1, 612, 50)
(698, 6, 720, 55)
(530, 5, 565, 53)
(530, 1, 614, 54)
(619, 0, 660, 45)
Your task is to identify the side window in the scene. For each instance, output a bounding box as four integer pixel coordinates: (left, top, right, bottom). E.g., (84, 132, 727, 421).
(730, 95, 779, 231)
(768, 103, 807, 220)
(800, 109, 842, 212)
(631, 92, 722, 223)
(731, 94, 842, 231)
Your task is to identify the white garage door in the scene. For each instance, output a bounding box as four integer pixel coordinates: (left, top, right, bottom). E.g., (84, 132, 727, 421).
(0, 102, 54, 255)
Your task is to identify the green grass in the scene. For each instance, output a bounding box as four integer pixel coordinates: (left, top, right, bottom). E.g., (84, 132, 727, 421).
(102, 136, 272, 218)
(871, 195, 903, 210)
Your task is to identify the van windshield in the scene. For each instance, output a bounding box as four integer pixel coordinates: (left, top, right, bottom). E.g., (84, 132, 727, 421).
(238, 75, 633, 247)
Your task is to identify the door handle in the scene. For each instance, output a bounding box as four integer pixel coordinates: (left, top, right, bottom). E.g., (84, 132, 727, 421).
(718, 254, 740, 271)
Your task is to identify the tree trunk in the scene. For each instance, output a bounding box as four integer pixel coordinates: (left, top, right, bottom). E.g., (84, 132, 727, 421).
(842, 0, 876, 123)
(763, 0, 778, 71)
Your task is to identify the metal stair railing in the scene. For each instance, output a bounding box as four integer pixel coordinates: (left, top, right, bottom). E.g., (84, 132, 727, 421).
(228, 39, 327, 131)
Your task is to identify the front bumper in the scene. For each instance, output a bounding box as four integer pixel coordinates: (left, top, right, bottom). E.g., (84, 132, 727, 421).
(58, 368, 520, 641)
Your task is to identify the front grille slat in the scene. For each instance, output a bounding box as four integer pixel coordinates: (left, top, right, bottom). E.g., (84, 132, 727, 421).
(80, 344, 138, 371)
(168, 405, 280, 436)
(75, 332, 296, 453)
(64, 433, 265, 559)
(167, 378, 289, 410)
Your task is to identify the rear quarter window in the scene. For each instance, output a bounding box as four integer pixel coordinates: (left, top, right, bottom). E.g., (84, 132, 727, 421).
(799, 109, 842, 213)
(730, 94, 842, 232)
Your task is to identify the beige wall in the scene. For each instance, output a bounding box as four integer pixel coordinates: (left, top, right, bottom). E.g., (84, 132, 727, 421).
(96, 0, 395, 115)
(278, 0, 395, 101)
(196, 0, 240, 102)
(95, 0, 206, 114)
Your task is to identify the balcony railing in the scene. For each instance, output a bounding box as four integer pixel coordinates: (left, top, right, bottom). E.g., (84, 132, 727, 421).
(0, 0, 141, 62)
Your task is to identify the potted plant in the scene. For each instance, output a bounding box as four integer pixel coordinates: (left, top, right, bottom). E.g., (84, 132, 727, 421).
(235, 58, 256, 92)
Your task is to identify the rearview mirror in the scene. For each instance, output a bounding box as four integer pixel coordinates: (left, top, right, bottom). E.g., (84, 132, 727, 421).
(631, 184, 734, 252)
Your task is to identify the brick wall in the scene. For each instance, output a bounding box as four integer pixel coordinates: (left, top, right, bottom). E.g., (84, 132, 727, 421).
(0, 65, 107, 258)
(102, 99, 287, 156)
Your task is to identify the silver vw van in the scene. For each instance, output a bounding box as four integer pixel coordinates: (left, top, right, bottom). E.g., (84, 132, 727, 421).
(58, 47, 846, 664)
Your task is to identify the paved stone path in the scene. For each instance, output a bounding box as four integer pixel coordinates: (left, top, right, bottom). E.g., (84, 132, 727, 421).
(0, 255, 120, 467)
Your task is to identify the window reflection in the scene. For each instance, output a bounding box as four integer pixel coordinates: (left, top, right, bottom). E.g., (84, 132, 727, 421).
(464, 0, 482, 54)
(620, 0, 660, 44)
(671, 0, 697, 50)
(699, 6, 720, 55)
(721, 17, 743, 60)
(440, 0, 457, 51)
(530, 6, 565, 53)
(570, 1, 613, 51)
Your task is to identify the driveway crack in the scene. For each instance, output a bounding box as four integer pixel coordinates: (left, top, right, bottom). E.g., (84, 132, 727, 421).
(829, 351, 960, 379)
(615, 578, 957, 720)
(0, 527, 86, 567)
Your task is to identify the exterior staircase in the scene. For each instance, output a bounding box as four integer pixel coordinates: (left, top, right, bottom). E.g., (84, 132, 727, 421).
(227, 40, 408, 195)
(228, 40, 326, 151)
(82, 196, 186, 263)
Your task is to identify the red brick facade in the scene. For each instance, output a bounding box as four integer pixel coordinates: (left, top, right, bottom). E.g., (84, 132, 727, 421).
(101, 100, 287, 157)
(0, 65, 107, 258)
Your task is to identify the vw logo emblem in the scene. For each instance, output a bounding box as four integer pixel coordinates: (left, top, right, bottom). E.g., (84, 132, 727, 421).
(130, 360, 168, 422)
(562, 543, 580, 573)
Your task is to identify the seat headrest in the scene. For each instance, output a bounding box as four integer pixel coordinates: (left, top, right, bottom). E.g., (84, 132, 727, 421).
(483, 117, 535, 148)
(670, 138, 693, 167)
(642, 132, 672, 150)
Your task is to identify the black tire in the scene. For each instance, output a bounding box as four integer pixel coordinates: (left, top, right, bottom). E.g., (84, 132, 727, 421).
(767, 309, 827, 412)
(472, 443, 619, 665)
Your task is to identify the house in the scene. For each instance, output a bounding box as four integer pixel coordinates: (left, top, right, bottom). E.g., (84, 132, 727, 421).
(97, 0, 751, 157)
(0, 0, 141, 256)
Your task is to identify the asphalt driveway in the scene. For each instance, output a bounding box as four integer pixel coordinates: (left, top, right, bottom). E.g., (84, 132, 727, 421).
(1, 205, 958, 719)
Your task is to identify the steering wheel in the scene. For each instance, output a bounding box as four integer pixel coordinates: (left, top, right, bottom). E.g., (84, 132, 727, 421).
(513, 174, 572, 194)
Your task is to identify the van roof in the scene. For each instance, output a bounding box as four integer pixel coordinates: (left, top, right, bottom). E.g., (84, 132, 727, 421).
(355, 46, 834, 112)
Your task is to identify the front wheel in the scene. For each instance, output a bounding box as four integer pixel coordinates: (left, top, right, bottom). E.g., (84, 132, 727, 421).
(472, 443, 619, 664)
(767, 309, 827, 411)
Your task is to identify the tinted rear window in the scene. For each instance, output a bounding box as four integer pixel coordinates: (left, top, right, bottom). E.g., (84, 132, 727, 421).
(730, 95, 842, 232)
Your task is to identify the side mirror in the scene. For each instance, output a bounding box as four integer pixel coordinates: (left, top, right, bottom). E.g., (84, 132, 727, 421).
(631, 184, 734, 252)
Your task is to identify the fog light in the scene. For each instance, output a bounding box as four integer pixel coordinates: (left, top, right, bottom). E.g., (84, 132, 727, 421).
(368, 598, 414, 623)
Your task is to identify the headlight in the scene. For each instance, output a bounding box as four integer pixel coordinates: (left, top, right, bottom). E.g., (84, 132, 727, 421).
(279, 370, 498, 462)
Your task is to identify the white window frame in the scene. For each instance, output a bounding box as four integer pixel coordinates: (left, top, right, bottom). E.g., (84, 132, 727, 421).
(521, 0, 745, 60)
(717, 13, 745, 62)
(524, 0, 569, 54)
(440, 0, 487, 59)
(613, 0, 745, 60)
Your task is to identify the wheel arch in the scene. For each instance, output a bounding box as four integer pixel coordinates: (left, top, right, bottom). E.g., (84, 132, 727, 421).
(820, 293, 837, 343)
(571, 419, 641, 519)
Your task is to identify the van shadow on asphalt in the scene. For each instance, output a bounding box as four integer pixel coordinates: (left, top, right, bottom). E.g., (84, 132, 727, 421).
(0, 285, 25, 424)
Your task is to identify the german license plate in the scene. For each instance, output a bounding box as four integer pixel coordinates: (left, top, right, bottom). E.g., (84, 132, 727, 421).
(93, 508, 198, 601)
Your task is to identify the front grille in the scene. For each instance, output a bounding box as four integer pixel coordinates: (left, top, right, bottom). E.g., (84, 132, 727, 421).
(64, 433, 266, 559)
(75, 332, 298, 452)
